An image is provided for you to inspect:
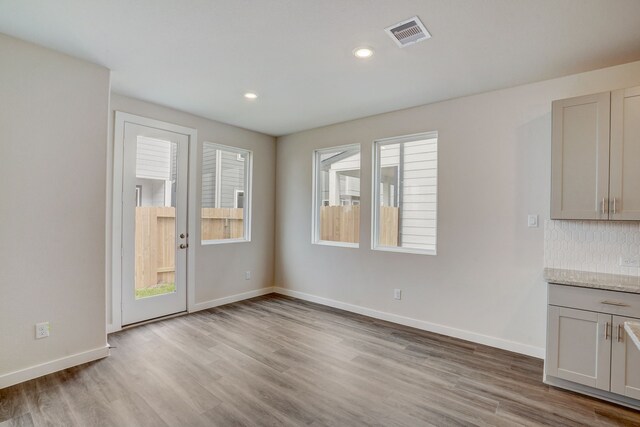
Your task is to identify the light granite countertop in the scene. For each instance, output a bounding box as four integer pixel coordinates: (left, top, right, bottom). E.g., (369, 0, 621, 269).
(624, 322, 640, 352)
(544, 268, 640, 294)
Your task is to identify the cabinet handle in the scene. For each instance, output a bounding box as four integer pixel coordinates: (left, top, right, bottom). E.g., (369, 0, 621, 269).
(601, 300, 630, 307)
(605, 322, 610, 340)
(601, 197, 608, 214)
(617, 324, 623, 343)
(612, 197, 617, 215)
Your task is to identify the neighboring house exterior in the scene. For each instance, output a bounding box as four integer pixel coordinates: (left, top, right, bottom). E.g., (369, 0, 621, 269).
(379, 138, 437, 251)
(134, 139, 246, 210)
(320, 149, 361, 206)
(202, 144, 246, 209)
(322, 137, 437, 250)
(135, 136, 177, 207)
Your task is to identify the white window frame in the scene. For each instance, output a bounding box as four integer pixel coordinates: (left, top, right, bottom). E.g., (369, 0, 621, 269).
(372, 131, 438, 255)
(201, 142, 253, 245)
(312, 143, 360, 248)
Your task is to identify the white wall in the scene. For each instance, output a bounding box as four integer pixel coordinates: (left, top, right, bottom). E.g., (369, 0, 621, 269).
(0, 34, 110, 386)
(107, 94, 276, 326)
(275, 60, 640, 358)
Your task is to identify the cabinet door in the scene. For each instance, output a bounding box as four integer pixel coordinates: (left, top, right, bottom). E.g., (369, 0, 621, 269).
(551, 92, 610, 220)
(611, 316, 640, 399)
(546, 306, 611, 390)
(610, 86, 640, 220)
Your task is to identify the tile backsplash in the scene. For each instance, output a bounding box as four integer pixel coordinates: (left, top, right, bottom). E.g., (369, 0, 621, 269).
(544, 220, 640, 276)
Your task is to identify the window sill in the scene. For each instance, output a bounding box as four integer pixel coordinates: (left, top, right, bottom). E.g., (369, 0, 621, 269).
(372, 245, 436, 256)
(313, 240, 359, 249)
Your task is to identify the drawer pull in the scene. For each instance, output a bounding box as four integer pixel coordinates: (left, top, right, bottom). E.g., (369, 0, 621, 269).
(617, 324, 623, 343)
(601, 300, 630, 307)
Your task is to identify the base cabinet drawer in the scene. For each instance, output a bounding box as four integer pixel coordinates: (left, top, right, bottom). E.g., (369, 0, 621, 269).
(549, 284, 640, 318)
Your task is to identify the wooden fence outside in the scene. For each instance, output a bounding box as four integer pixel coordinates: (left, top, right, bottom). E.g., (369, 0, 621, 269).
(319, 205, 399, 246)
(135, 207, 175, 290)
(201, 208, 244, 241)
(136, 205, 397, 289)
(135, 207, 243, 289)
(378, 206, 399, 246)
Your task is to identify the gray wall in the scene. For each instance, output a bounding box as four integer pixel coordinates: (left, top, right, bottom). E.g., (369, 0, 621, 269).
(0, 34, 110, 382)
(275, 59, 640, 357)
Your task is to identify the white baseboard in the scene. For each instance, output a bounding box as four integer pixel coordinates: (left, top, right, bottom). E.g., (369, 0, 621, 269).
(274, 287, 545, 359)
(0, 345, 110, 389)
(190, 287, 275, 313)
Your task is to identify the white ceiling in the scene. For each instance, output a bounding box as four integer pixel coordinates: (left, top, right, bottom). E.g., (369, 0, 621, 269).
(2, 1, 640, 136)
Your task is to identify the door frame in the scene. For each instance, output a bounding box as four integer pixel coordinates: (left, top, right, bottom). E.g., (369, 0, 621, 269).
(110, 112, 197, 332)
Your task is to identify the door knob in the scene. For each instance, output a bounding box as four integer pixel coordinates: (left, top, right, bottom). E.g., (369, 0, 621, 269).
(180, 233, 186, 239)
(179, 243, 188, 249)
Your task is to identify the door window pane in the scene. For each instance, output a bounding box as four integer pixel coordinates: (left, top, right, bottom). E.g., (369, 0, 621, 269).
(201, 142, 252, 243)
(313, 145, 361, 245)
(135, 136, 178, 299)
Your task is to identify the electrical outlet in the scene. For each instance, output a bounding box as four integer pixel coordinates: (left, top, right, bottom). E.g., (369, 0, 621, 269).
(620, 256, 640, 268)
(393, 289, 402, 300)
(245, 271, 251, 280)
(35, 322, 50, 339)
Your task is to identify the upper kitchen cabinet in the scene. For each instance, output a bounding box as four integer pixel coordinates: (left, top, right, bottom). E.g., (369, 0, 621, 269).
(551, 92, 610, 220)
(610, 87, 640, 220)
(551, 86, 640, 220)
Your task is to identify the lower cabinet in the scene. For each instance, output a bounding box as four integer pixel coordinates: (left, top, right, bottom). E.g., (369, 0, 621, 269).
(546, 306, 611, 390)
(545, 284, 640, 407)
(611, 315, 640, 399)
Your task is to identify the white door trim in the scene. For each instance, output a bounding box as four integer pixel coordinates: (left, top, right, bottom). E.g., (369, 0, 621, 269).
(110, 112, 197, 333)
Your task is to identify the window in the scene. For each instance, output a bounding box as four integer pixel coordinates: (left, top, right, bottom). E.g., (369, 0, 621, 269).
(312, 144, 361, 246)
(373, 132, 437, 254)
(201, 142, 252, 244)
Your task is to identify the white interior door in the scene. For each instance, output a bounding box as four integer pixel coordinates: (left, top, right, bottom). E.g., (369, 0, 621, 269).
(121, 122, 189, 325)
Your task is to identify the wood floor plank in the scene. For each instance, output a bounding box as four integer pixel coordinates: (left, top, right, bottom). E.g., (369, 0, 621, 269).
(2, 294, 640, 426)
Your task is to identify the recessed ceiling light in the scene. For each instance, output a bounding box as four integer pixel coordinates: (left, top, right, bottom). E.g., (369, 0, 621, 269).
(244, 92, 258, 99)
(353, 47, 374, 59)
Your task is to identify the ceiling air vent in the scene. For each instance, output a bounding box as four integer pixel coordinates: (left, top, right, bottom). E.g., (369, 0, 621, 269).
(385, 16, 431, 48)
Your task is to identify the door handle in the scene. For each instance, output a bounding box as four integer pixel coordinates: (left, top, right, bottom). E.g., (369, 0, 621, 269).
(179, 243, 189, 249)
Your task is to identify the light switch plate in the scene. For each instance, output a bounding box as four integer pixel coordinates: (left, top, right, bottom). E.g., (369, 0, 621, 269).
(527, 214, 538, 228)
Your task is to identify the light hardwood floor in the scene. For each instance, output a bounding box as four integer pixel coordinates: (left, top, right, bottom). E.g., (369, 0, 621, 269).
(1, 294, 640, 426)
